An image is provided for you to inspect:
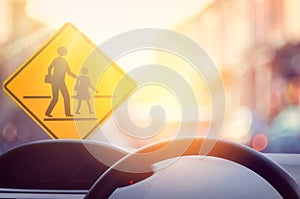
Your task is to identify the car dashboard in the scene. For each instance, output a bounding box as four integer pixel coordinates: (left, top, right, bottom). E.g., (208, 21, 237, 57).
(0, 140, 299, 199)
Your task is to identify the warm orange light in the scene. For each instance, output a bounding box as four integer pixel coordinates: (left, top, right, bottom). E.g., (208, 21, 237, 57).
(26, 0, 214, 44)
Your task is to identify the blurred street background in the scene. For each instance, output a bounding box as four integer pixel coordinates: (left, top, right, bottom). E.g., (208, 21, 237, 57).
(1, 0, 300, 153)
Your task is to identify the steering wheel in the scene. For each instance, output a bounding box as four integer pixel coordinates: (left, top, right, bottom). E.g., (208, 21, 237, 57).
(85, 137, 300, 199)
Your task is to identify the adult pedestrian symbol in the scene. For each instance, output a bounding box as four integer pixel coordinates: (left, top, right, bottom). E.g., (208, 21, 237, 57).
(3, 23, 136, 139)
(45, 46, 77, 118)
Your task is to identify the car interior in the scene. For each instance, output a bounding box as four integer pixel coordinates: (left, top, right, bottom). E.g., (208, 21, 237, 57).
(1, 0, 300, 199)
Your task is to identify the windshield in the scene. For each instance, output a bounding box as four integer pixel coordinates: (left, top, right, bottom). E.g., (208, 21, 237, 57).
(1, 0, 300, 154)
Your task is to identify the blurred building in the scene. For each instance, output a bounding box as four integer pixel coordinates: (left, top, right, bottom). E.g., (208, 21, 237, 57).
(176, 0, 300, 116)
(0, 0, 52, 153)
(174, 0, 300, 144)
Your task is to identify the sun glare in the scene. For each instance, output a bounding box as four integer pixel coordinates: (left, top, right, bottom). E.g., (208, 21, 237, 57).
(25, 0, 213, 43)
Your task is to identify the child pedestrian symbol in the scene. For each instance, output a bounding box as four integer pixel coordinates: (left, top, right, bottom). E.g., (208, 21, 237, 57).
(75, 67, 98, 114)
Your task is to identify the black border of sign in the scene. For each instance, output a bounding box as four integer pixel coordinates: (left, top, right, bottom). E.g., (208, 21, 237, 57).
(3, 22, 136, 139)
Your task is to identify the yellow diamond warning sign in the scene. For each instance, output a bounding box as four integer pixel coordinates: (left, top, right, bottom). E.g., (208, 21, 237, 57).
(3, 23, 136, 139)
